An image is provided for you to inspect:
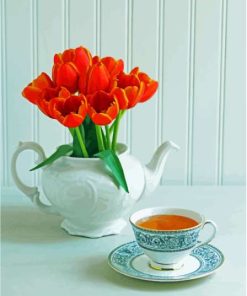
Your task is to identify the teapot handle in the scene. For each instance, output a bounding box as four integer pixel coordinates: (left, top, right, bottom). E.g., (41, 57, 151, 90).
(11, 141, 58, 214)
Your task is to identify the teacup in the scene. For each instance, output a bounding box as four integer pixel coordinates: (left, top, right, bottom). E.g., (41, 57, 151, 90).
(130, 207, 217, 270)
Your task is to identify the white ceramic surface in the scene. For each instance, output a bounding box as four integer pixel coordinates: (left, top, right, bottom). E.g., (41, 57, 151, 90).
(11, 141, 179, 237)
(108, 241, 224, 282)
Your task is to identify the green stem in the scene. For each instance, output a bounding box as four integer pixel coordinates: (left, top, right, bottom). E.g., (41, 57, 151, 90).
(75, 127, 89, 158)
(111, 114, 121, 152)
(101, 128, 107, 149)
(109, 110, 126, 135)
(105, 126, 111, 149)
(69, 128, 74, 137)
(95, 125, 105, 152)
(109, 122, 115, 135)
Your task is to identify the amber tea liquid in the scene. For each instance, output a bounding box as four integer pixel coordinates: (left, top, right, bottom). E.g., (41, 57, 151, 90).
(136, 214, 198, 231)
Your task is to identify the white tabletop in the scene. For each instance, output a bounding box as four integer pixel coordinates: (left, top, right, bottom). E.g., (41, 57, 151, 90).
(1, 186, 246, 296)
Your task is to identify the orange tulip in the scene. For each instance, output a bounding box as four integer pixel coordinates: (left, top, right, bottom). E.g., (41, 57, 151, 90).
(130, 67, 158, 102)
(112, 71, 145, 109)
(79, 56, 123, 95)
(100, 56, 124, 77)
(84, 62, 110, 95)
(22, 72, 54, 105)
(22, 46, 158, 131)
(53, 46, 92, 93)
(22, 72, 67, 117)
(87, 90, 119, 125)
(36, 87, 59, 117)
(49, 93, 87, 128)
(92, 56, 124, 77)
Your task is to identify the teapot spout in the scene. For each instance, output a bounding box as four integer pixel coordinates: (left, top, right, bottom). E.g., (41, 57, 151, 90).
(143, 141, 180, 196)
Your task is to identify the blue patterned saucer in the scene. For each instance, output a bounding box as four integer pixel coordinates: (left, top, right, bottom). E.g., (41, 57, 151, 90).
(108, 241, 224, 282)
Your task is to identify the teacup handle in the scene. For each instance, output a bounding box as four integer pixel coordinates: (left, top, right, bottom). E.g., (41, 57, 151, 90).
(195, 220, 217, 248)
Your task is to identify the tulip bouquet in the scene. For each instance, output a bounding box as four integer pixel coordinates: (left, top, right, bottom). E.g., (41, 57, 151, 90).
(22, 46, 158, 193)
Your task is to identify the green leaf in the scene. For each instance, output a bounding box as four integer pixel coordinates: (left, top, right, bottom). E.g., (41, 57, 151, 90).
(30, 144, 73, 171)
(83, 116, 99, 157)
(95, 150, 129, 193)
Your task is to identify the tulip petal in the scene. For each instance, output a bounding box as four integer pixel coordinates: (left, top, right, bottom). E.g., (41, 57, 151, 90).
(139, 81, 158, 102)
(62, 49, 75, 63)
(87, 63, 110, 94)
(74, 47, 92, 75)
(62, 113, 85, 128)
(112, 88, 128, 110)
(92, 56, 100, 64)
(52, 64, 59, 83)
(78, 74, 88, 94)
(91, 112, 113, 126)
(125, 86, 140, 108)
(130, 67, 139, 75)
(37, 98, 52, 117)
(101, 57, 115, 72)
(36, 86, 61, 117)
(48, 97, 65, 119)
(137, 81, 146, 100)
(54, 53, 62, 64)
(33, 72, 54, 89)
(58, 87, 71, 98)
(55, 63, 78, 93)
(117, 72, 139, 89)
(107, 103, 119, 120)
(22, 86, 42, 104)
(22, 72, 58, 108)
(101, 57, 124, 77)
(138, 72, 151, 84)
(63, 95, 84, 113)
(114, 59, 124, 76)
(87, 91, 119, 125)
(49, 94, 86, 128)
(78, 98, 88, 118)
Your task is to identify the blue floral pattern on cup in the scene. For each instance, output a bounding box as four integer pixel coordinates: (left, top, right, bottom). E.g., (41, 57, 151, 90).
(132, 224, 201, 252)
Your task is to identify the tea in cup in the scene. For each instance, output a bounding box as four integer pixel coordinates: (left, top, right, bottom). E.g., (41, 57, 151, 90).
(130, 207, 217, 270)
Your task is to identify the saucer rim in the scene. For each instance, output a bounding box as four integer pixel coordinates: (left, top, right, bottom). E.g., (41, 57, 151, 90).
(108, 241, 225, 282)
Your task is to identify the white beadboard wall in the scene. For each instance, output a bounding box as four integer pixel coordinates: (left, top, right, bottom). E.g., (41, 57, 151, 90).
(0, 0, 245, 189)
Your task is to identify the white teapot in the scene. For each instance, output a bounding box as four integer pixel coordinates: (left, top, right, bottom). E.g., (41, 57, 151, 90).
(11, 141, 179, 238)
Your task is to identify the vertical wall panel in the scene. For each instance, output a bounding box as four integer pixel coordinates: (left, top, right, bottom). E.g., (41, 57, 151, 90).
(63, 0, 71, 144)
(1, 0, 7, 186)
(69, 0, 95, 54)
(37, 0, 65, 157)
(1, 0, 245, 188)
(131, 0, 158, 163)
(192, 0, 222, 184)
(101, 0, 126, 58)
(161, 0, 190, 185)
(69, 0, 96, 144)
(216, 0, 227, 185)
(223, 0, 245, 184)
(100, 0, 127, 143)
(30, 0, 38, 185)
(5, 0, 34, 186)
